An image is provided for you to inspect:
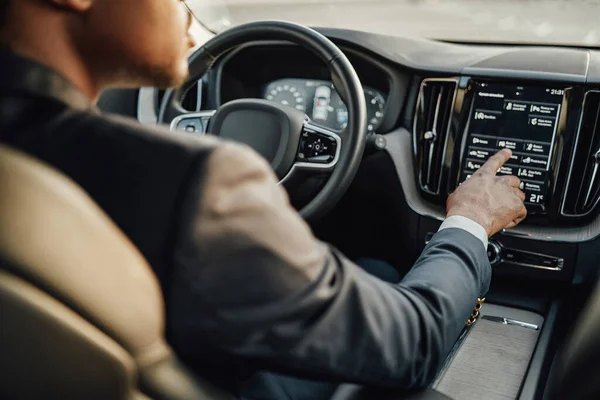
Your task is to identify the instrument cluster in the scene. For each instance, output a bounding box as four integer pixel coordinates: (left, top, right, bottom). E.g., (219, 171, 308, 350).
(263, 78, 386, 134)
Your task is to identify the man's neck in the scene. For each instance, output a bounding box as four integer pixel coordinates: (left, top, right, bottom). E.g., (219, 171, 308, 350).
(1, 7, 100, 101)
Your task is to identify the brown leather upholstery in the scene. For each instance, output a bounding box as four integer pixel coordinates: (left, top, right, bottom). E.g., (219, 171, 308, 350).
(0, 144, 233, 400)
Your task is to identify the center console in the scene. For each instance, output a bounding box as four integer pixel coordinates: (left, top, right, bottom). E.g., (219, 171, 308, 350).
(405, 75, 598, 400)
(433, 304, 545, 400)
(412, 76, 600, 278)
(458, 81, 564, 214)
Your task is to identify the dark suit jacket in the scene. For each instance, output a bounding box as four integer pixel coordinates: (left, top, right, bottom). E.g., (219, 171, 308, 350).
(0, 49, 491, 390)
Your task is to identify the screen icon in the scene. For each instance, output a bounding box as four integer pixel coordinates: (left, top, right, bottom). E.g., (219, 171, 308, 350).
(497, 166, 513, 175)
(472, 137, 490, 146)
(497, 139, 517, 150)
(519, 155, 547, 168)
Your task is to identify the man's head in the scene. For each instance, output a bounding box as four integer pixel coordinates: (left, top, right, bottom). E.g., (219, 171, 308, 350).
(0, 0, 195, 98)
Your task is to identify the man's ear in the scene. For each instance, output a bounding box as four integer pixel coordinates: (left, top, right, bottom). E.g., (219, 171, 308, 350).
(48, 0, 93, 12)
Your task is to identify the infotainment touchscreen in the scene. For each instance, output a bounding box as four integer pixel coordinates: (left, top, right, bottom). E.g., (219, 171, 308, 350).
(460, 81, 565, 212)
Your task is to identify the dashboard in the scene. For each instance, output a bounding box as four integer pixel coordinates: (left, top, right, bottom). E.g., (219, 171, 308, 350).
(136, 27, 600, 284)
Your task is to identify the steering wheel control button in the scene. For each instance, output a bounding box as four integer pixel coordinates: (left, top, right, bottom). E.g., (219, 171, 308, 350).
(487, 241, 502, 265)
(169, 111, 215, 135)
(300, 129, 337, 163)
(176, 118, 204, 134)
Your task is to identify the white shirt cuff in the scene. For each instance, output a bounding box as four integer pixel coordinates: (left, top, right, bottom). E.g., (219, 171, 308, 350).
(438, 215, 488, 250)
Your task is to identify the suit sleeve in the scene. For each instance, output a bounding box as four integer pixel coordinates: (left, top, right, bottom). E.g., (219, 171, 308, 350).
(167, 142, 492, 388)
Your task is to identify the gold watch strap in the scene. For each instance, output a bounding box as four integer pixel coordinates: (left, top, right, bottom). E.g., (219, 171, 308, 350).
(466, 297, 486, 326)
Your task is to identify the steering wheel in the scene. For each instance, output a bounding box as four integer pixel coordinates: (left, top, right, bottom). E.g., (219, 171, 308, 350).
(158, 21, 367, 221)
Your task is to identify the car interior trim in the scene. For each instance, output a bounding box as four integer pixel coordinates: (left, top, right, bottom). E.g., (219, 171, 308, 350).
(517, 300, 560, 400)
(412, 77, 459, 195)
(502, 259, 563, 272)
(432, 304, 545, 399)
(481, 315, 540, 331)
(314, 28, 592, 77)
(431, 321, 474, 389)
(169, 110, 217, 134)
(560, 90, 600, 218)
(137, 87, 159, 125)
(461, 68, 587, 83)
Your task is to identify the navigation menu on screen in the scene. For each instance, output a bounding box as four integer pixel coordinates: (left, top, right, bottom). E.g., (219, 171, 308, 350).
(460, 82, 565, 212)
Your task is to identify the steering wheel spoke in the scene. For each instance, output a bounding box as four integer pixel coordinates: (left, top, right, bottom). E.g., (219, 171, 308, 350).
(169, 110, 216, 135)
(280, 121, 341, 184)
(298, 121, 341, 167)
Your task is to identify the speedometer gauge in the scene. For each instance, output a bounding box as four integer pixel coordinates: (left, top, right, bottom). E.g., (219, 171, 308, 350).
(263, 79, 386, 134)
(330, 88, 386, 133)
(364, 89, 385, 134)
(264, 83, 306, 112)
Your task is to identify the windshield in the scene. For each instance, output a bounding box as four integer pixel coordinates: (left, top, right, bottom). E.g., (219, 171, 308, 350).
(186, 0, 600, 47)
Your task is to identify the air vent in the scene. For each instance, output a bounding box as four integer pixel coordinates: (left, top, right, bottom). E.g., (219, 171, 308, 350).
(562, 91, 600, 216)
(413, 78, 458, 195)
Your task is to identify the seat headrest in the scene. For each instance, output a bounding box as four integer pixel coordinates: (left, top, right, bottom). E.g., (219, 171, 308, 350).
(0, 144, 165, 357)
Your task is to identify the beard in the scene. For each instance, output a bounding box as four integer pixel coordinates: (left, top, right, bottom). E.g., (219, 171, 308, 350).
(106, 55, 190, 90)
(146, 59, 190, 89)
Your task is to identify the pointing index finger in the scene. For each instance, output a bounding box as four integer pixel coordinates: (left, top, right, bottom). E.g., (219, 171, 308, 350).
(478, 149, 512, 175)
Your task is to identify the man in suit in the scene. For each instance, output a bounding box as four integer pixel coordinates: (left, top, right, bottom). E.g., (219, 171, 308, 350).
(0, 0, 527, 398)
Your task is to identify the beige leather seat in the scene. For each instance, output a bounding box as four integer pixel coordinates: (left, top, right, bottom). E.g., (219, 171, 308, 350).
(0, 145, 234, 400)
